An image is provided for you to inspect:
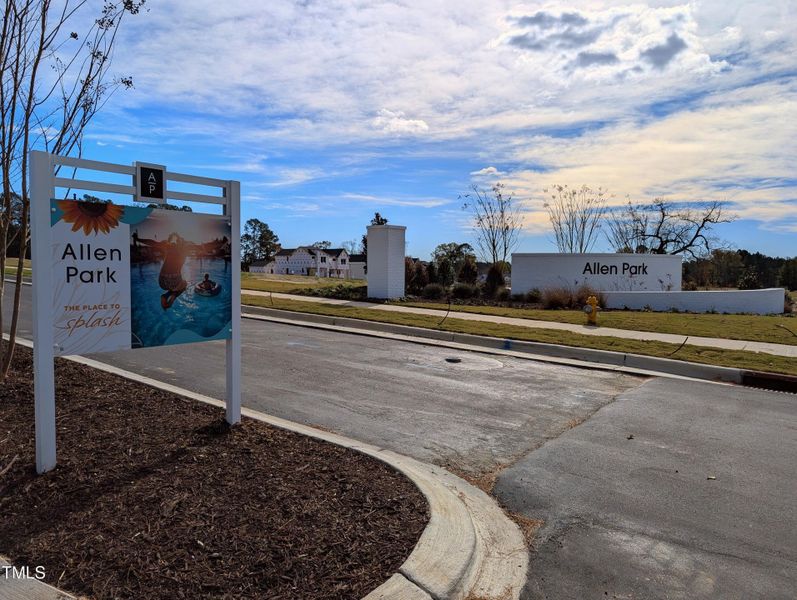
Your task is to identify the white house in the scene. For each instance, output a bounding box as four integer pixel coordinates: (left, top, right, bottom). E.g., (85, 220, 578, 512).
(349, 254, 367, 280)
(249, 259, 275, 274)
(272, 247, 351, 278)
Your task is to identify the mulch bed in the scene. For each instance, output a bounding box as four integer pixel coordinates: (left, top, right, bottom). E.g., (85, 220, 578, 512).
(0, 344, 428, 599)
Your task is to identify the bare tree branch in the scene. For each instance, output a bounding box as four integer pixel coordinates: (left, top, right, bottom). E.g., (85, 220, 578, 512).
(0, 0, 144, 379)
(544, 184, 608, 253)
(461, 182, 522, 268)
(606, 198, 735, 258)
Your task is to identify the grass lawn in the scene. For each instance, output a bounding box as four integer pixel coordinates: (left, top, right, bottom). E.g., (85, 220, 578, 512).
(242, 294, 797, 377)
(3, 257, 32, 277)
(395, 301, 797, 347)
(241, 272, 366, 294)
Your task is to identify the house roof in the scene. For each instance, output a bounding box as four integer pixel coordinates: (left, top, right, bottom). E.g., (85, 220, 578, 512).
(275, 247, 349, 258)
(250, 259, 272, 266)
(349, 254, 366, 263)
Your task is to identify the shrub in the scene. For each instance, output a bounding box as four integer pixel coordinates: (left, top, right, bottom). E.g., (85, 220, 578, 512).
(457, 257, 478, 284)
(302, 283, 366, 301)
(421, 283, 446, 300)
(574, 284, 601, 307)
(510, 293, 525, 302)
(541, 285, 604, 309)
(542, 286, 571, 309)
(451, 283, 477, 299)
(495, 287, 510, 301)
(525, 288, 542, 304)
(484, 263, 505, 297)
(682, 279, 698, 291)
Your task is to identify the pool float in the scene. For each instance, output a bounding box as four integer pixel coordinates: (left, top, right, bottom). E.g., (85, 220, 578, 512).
(194, 282, 222, 297)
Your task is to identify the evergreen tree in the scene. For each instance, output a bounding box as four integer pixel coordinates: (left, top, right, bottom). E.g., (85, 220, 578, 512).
(457, 256, 478, 284)
(484, 263, 505, 297)
(779, 259, 797, 291)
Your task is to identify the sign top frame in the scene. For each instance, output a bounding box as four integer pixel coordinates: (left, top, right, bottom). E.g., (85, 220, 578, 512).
(47, 153, 232, 210)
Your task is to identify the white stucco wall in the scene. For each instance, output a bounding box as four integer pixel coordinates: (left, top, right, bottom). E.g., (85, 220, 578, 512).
(367, 225, 406, 299)
(511, 253, 682, 293)
(603, 288, 785, 315)
(349, 262, 366, 280)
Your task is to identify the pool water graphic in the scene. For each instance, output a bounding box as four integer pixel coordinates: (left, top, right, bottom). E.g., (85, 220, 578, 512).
(130, 258, 232, 348)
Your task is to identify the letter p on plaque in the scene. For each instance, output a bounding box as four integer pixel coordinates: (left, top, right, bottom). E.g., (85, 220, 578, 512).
(135, 162, 166, 204)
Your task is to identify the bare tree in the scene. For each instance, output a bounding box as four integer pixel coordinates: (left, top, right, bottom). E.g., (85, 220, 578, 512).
(341, 239, 360, 255)
(1, 0, 144, 379)
(461, 182, 522, 268)
(606, 198, 734, 258)
(544, 184, 608, 253)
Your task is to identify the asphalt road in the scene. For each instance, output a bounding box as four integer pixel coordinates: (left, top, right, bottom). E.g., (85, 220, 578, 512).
(4, 282, 796, 598)
(2, 281, 640, 476)
(496, 378, 797, 599)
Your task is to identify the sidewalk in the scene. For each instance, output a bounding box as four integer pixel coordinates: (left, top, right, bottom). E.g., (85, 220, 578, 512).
(240, 289, 797, 359)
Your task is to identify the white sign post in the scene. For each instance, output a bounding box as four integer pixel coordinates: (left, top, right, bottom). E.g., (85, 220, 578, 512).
(29, 150, 242, 474)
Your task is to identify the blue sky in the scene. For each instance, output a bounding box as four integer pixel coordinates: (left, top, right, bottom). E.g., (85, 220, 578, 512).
(77, 1, 796, 260)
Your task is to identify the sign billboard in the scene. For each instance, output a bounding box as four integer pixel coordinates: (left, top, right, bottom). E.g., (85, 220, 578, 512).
(51, 199, 232, 356)
(511, 253, 683, 294)
(31, 151, 241, 474)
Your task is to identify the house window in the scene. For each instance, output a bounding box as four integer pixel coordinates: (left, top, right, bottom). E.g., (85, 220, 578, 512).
(340, 258, 346, 264)
(321, 256, 327, 263)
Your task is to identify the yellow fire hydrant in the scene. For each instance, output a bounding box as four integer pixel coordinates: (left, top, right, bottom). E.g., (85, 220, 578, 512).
(584, 295, 599, 326)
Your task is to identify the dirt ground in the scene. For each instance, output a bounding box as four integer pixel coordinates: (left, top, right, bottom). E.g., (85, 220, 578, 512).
(0, 344, 428, 599)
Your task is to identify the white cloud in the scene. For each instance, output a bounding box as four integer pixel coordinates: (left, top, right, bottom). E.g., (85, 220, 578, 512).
(470, 166, 504, 177)
(89, 1, 797, 232)
(341, 193, 449, 208)
(263, 168, 327, 187)
(372, 109, 429, 135)
(502, 78, 797, 226)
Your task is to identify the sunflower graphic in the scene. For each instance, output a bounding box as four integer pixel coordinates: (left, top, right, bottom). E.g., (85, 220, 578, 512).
(58, 200, 124, 235)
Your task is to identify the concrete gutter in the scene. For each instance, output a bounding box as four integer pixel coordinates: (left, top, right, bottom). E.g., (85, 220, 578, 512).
(6, 336, 529, 600)
(241, 304, 747, 384)
(239, 305, 797, 393)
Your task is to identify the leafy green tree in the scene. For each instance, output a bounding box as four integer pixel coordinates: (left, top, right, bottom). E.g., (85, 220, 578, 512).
(426, 261, 438, 284)
(241, 218, 280, 268)
(779, 259, 797, 291)
(437, 257, 455, 287)
(710, 249, 743, 287)
(432, 242, 475, 273)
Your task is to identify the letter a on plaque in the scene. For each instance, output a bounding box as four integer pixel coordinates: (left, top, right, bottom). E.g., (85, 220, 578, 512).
(135, 162, 166, 204)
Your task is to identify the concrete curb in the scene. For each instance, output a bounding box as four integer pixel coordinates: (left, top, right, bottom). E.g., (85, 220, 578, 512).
(7, 336, 528, 600)
(241, 304, 748, 386)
